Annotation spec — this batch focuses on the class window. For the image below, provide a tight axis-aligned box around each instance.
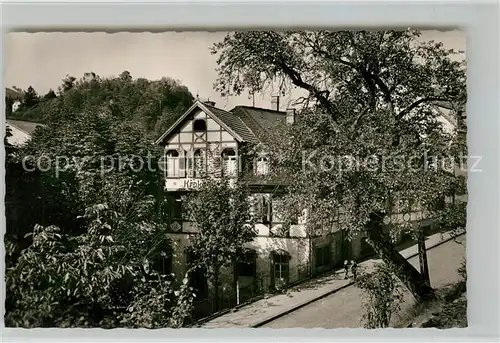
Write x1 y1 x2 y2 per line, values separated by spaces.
256 194 272 224
271 198 284 223
166 149 186 177
153 252 172 275
171 195 183 220
222 148 238 176
272 252 290 286
193 149 206 177
255 156 270 176
254 194 295 229
236 251 256 277
193 119 207 132
314 246 331 268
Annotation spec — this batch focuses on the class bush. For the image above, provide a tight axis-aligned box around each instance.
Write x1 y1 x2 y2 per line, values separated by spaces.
356 263 405 328
458 257 466 281
5 205 195 328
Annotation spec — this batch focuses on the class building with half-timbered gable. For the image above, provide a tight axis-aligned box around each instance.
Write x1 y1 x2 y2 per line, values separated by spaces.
154 96 465 317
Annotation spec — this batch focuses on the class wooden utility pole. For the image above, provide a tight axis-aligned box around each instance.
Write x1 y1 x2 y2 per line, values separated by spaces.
418 230 431 286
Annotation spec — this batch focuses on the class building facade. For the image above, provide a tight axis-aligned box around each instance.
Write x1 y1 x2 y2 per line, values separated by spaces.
154 97 465 317
155 99 363 316
5 87 23 117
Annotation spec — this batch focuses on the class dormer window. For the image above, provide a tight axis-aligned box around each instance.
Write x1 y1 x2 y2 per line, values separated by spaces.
193 119 207 132
255 156 270 176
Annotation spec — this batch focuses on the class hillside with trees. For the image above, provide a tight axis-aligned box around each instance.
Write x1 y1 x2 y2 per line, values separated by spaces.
7 71 195 139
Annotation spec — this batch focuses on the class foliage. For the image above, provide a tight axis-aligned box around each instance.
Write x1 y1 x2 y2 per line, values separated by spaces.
6 124 194 327
5 74 196 326
7 106 164 239
5 204 193 328
213 29 466 236
43 89 57 100
457 257 466 282
126 272 195 328
211 30 467 300
5 125 16 159
21 86 40 108
356 263 405 328
183 177 257 309
8 72 194 138
59 74 77 93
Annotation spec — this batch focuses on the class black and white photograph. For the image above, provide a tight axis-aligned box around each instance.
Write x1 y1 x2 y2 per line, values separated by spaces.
4 29 467 330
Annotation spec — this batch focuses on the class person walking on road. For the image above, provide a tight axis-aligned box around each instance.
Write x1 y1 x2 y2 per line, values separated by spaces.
351 260 358 282
343 260 350 279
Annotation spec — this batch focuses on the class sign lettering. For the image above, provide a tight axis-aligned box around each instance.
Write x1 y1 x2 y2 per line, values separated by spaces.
183 179 205 189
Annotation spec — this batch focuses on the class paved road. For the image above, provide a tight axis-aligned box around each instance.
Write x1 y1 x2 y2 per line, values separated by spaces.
262 235 466 328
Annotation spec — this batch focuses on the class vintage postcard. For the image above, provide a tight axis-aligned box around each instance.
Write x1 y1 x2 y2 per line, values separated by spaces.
4 30 467 329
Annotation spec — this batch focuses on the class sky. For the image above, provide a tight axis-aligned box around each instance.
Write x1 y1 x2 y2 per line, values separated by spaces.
4 30 465 111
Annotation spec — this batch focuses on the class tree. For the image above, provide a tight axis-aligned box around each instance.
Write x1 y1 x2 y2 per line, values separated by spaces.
59 74 77 93
5 207 194 328
22 86 39 108
119 70 132 82
152 106 185 139
5 125 16 159
211 30 466 302
356 263 405 328
5 103 195 328
43 89 57 100
11 73 194 133
183 178 257 312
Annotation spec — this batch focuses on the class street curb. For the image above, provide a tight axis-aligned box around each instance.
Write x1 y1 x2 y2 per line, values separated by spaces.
250 232 465 328
251 280 354 328
193 294 266 327
404 232 464 261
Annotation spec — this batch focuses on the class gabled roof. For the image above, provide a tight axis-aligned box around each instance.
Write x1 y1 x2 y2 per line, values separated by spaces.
204 103 258 143
155 101 246 144
155 100 287 145
431 100 467 129
230 106 286 142
6 119 45 135
5 88 23 100
433 100 465 112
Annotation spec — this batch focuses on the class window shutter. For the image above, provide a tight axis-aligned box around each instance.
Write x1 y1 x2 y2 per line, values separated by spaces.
267 196 272 223
166 157 174 177
223 158 231 176
249 195 256 217
231 158 237 176
261 195 271 224
263 196 269 223
254 195 263 223
179 153 186 178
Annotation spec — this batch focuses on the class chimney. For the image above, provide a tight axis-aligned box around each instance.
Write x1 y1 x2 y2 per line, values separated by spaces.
286 108 295 125
271 96 280 111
